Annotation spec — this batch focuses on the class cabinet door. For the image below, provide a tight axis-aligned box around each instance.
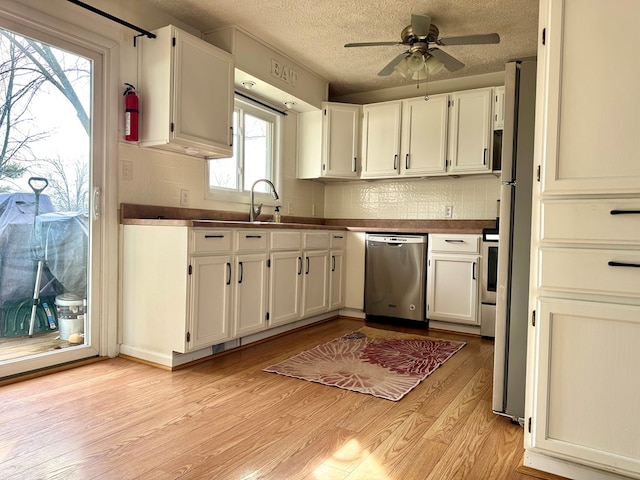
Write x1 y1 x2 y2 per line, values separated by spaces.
329 250 345 310
269 251 302 327
361 101 402 178
493 86 505 130
233 253 268 337
539 0 640 195
323 103 360 178
448 88 492 174
173 28 233 154
189 255 232 350
427 253 479 324
531 298 640 475
401 95 448 176
302 250 329 317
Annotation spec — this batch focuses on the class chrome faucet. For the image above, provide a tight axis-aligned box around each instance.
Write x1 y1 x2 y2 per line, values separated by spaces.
249 179 279 222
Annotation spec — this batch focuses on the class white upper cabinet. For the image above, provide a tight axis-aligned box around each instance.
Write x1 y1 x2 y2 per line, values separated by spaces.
448 87 493 174
361 101 403 178
400 94 449 176
298 102 361 179
539 0 640 195
140 25 234 159
493 86 505 130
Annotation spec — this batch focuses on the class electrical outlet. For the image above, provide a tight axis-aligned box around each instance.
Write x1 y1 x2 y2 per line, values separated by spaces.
444 205 453 218
121 160 133 181
180 189 190 206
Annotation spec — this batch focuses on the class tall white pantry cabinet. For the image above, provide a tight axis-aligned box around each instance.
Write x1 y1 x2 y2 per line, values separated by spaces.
525 1 640 479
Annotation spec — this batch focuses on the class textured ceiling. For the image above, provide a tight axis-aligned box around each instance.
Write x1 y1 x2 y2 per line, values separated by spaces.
138 0 539 98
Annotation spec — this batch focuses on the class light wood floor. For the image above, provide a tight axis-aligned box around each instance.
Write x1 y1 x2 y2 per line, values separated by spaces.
0 318 540 479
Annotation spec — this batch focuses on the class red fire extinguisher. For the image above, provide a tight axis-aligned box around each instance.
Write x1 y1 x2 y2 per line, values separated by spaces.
124 83 139 142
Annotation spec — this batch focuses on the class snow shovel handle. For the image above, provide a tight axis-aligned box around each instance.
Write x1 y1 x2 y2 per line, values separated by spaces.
28 177 49 195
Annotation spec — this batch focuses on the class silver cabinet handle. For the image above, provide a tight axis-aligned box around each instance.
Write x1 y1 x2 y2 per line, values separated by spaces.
332 255 336 272
472 261 477 280
483 148 487 166
306 256 310 275
608 261 640 268
245 235 262 239
445 239 464 243
393 154 398 170
226 262 231 285
238 262 243 283
353 157 357 172
297 256 302 275
204 234 224 238
405 153 410 170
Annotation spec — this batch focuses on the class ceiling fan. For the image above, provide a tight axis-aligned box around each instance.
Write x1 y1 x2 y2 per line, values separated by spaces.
345 14 500 80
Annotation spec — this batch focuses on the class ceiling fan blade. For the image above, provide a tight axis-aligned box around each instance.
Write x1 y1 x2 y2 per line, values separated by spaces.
437 33 500 46
411 14 431 37
378 52 409 76
345 41 404 47
429 48 465 72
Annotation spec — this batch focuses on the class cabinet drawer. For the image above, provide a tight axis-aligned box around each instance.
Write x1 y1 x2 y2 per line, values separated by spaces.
304 231 330 249
429 234 480 254
538 247 640 298
270 231 301 250
541 198 640 246
192 229 232 253
330 232 346 249
235 230 268 251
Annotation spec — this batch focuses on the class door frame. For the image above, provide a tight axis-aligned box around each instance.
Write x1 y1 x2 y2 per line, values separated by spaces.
0 1 119 377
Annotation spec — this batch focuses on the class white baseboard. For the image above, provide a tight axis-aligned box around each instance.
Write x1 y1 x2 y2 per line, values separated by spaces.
524 450 635 480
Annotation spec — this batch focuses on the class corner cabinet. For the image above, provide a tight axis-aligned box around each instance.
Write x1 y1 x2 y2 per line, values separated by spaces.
448 88 493 174
525 1 640 479
139 25 234 159
297 102 361 179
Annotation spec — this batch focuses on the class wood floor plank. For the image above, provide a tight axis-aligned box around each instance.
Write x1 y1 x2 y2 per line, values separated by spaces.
0 318 554 480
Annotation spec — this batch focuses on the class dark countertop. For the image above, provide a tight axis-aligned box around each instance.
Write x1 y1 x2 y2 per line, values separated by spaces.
120 203 496 234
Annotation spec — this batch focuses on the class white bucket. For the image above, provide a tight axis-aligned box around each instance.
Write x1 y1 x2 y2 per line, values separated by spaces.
55 293 85 341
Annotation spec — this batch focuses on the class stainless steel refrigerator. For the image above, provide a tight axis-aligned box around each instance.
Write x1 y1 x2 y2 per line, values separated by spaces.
492 59 537 423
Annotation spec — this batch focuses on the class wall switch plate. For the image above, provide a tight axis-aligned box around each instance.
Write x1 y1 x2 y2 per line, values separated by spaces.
180 189 190 206
121 160 133 181
444 205 453 218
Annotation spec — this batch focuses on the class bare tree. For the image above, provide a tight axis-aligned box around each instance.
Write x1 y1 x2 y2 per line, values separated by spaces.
0 29 90 205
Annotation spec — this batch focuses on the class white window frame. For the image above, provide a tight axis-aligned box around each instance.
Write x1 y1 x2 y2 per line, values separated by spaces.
206 97 282 206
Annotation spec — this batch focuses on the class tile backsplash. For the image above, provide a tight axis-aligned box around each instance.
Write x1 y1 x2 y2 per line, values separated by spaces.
324 175 500 220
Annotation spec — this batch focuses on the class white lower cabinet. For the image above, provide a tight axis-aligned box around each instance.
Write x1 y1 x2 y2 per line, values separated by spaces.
232 253 268 337
427 253 479 324
302 250 330 317
189 255 233 350
329 250 345 310
427 234 480 325
122 226 344 367
268 250 303 327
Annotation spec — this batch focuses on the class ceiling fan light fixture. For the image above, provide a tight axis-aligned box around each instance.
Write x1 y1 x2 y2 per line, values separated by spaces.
393 57 411 78
425 55 444 75
406 51 425 72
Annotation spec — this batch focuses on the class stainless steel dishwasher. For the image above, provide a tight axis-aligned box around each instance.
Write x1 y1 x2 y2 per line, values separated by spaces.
364 234 428 323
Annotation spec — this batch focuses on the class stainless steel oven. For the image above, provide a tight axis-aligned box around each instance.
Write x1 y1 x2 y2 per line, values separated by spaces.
481 230 499 337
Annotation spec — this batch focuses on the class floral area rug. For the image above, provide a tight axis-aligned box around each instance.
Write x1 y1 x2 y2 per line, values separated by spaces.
263 326 465 401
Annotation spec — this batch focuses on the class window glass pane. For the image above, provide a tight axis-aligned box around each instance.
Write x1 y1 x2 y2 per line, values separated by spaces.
0 27 91 358
243 113 270 192
209 111 238 190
